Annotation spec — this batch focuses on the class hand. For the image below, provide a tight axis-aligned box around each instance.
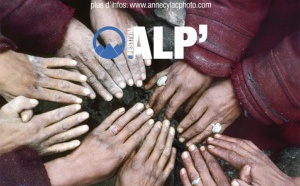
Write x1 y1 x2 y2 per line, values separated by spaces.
45 103 155 186
180 144 229 186
116 120 176 186
178 79 241 144
206 135 297 186
0 50 90 104
145 61 213 118
0 97 89 156
91 0 151 87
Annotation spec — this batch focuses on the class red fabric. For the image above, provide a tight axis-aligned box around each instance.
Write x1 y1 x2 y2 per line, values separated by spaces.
0 146 51 186
0 0 75 55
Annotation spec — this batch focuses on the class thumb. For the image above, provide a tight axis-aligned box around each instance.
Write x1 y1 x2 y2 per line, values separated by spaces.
239 164 252 183
21 110 34 123
231 179 252 186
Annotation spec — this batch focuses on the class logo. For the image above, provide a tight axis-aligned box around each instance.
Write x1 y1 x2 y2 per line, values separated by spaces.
93 26 126 59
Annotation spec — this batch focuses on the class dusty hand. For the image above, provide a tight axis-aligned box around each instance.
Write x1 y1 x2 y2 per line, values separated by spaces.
206 135 297 186
45 103 155 186
145 61 212 118
178 79 241 144
116 120 176 186
91 0 151 87
0 50 90 104
180 144 230 186
0 97 89 156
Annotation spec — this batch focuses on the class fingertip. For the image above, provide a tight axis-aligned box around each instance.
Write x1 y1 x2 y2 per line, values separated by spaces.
181 151 189 159
180 168 186 175
145 59 152 66
119 82 126 89
128 79 134 86
136 80 143 87
75 104 81 110
29 99 39 105
116 92 123 99
231 180 240 186
80 75 87 82
70 60 77 66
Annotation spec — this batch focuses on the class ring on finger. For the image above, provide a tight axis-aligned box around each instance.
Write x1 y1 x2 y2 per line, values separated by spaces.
192 177 201 185
110 125 120 135
211 123 222 134
157 76 168 87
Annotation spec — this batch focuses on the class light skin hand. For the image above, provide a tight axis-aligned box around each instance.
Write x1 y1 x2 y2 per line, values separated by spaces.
45 103 155 186
57 18 125 101
178 79 241 144
90 0 151 87
0 50 89 104
0 97 89 156
116 120 176 186
145 60 213 119
206 135 297 186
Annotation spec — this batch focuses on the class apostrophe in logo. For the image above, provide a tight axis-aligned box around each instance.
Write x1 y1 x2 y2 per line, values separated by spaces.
93 26 126 59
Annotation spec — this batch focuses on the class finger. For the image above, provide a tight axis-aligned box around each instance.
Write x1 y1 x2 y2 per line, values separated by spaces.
165 89 191 119
214 135 260 153
35 104 81 126
144 59 152 67
180 168 193 186
184 91 204 113
127 57 143 87
181 151 202 186
148 86 164 107
95 107 126 132
177 99 207 134
40 57 77 68
33 88 83 104
38 77 90 97
21 110 33 123
118 108 154 141
77 62 113 101
45 112 89 137
138 55 146 81
206 145 247 169
145 71 168 90
44 125 89 146
239 165 251 184
152 84 177 117
149 120 171 162
188 145 215 185
113 54 134 86
158 126 175 168
163 147 176 180
43 69 87 83
187 124 215 145
200 146 230 185
40 140 80 156
179 110 215 143
109 103 145 133
231 179 251 186
134 121 162 161
81 82 96 99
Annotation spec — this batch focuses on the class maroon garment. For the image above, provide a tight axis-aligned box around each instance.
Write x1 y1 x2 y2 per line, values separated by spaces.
0 146 51 186
0 0 74 55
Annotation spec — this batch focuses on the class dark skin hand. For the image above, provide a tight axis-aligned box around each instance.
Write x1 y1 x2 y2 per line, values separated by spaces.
206 134 298 186
145 61 212 119
45 103 155 186
178 79 241 144
180 144 230 186
116 120 176 186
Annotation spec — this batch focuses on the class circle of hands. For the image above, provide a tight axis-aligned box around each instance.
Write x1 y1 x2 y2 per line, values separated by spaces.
0 1 297 186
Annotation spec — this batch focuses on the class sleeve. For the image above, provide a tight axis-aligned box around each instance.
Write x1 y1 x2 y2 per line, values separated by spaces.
231 32 300 125
0 0 75 55
0 146 51 186
184 0 271 77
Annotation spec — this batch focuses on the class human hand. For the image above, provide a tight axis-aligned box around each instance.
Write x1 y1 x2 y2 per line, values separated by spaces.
180 144 230 186
177 79 241 144
145 61 213 118
0 50 90 104
91 0 151 87
45 103 155 186
0 98 89 156
57 18 128 101
116 120 176 186
206 135 297 186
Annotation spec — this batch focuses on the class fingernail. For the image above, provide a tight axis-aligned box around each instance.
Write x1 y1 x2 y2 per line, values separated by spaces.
22 115 28 122
163 120 170 127
128 79 134 86
81 125 89 132
157 122 162 129
83 88 91 95
245 165 251 173
179 138 185 143
70 60 77 65
207 137 214 141
170 127 175 135
119 107 125 113
182 151 189 159
136 103 144 111
231 180 239 186
186 142 192 147
119 82 126 89
177 127 184 133
146 109 154 116
90 93 96 99
141 73 146 80
207 145 215 149
215 134 222 138
116 92 123 99
72 140 81 147
148 119 154 126
106 95 113 101
180 168 186 175
80 75 87 81
200 146 206 151
76 98 83 103
145 103 150 109
145 59 151 66
29 99 39 105
82 112 89 119
189 144 196 151
75 104 81 110
136 80 143 87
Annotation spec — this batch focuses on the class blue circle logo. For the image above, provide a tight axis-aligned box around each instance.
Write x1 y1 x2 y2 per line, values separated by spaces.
93 26 126 59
